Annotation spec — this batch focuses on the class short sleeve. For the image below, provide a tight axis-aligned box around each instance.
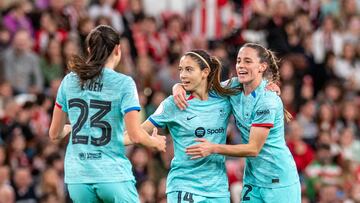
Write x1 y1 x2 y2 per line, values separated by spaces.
221 77 241 88
148 98 173 129
120 77 141 114
55 77 68 112
251 94 278 128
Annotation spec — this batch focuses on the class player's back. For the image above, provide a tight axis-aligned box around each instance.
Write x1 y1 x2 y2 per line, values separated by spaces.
56 68 140 184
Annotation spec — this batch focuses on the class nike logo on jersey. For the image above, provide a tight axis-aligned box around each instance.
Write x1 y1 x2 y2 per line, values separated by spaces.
187 115 197 120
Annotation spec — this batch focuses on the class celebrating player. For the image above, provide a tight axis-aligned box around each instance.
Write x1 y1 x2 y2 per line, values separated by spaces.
49 25 165 203
174 43 300 203
125 50 236 203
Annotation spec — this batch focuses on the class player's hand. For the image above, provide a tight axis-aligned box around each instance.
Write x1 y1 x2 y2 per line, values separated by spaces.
63 124 72 135
186 138 214 159
265 82 281 95
151 128 166 152
59 124 72 139
173 83 188 110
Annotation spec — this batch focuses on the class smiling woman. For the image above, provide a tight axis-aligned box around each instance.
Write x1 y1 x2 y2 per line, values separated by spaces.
172 43 299 203
124 49 236 203
180 43 301 203
179 51 236 97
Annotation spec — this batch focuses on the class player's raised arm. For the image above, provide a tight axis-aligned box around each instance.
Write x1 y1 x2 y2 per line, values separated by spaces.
172 83 188 110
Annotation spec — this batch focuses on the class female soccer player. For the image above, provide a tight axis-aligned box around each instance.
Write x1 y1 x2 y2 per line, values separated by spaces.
49 25 166 203
125 50 236 203
174 43 300 203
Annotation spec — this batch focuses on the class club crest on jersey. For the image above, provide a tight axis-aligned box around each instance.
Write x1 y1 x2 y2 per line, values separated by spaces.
79 153 86 160
219 108 226 117
195 127 205 137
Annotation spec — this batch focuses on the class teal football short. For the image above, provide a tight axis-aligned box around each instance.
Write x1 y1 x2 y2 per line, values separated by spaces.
240 182 301 203
68 181 139 203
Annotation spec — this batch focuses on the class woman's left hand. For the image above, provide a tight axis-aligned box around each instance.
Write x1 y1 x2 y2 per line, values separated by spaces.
265 82 281 95
186 138 215 159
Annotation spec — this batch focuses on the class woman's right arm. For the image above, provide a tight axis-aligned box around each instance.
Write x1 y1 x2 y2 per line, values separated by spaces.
49 106 71 142
124 110 166 152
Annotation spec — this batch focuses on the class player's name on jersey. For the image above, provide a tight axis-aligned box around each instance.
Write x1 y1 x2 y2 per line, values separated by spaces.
83 81 103 92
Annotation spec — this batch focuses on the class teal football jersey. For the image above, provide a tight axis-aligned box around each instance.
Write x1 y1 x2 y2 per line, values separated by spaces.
149 93 231 198
229 79 299 188
56 68 140 184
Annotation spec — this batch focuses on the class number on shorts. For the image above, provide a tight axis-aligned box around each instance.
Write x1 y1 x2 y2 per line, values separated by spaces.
69 98 112 146
177 192 194 203
242 184 252 201
183 192 194 203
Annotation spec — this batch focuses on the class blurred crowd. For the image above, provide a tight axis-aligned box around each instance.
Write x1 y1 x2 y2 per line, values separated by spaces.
0 0 359 202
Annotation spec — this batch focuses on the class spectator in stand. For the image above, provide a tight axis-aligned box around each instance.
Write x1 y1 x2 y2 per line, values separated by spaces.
334 42 360 91
0 25 11 53
38 167 65 202
286 120 314 174
77 17 95 54
142 16 168 65
312 15 343 64
0 166 15 203
305 144 342 202
64 0 88 32
2 29 43 94
34 11 68 54
61 38 80 72
296 99 318 147
39 38 64 87
129 146 152 187
317 102 336 134
47 0 70 31
339 128 360 163
12 167 38 202
89 0 124 33
138 179 156 203
336 100 360 137
2 0 34 38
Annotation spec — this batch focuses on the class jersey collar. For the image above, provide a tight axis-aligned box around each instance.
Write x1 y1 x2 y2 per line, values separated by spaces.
250 80 267 98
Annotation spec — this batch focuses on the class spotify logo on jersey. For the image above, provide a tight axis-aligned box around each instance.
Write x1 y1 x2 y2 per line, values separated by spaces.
195 127 206 137
194 127 225 137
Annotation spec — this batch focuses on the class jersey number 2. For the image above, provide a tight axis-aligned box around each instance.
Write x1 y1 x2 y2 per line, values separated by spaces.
242 184 252 201
69 98 112 146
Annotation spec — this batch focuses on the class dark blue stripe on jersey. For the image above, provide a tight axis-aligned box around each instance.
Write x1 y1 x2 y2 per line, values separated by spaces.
251 91 256 98
148 117 162 128
124 106 141 113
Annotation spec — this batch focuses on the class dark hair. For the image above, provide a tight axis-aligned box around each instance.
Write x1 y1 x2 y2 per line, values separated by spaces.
242 43 281 84
241 43 292 122
184 50 236 96
68 25 120 88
